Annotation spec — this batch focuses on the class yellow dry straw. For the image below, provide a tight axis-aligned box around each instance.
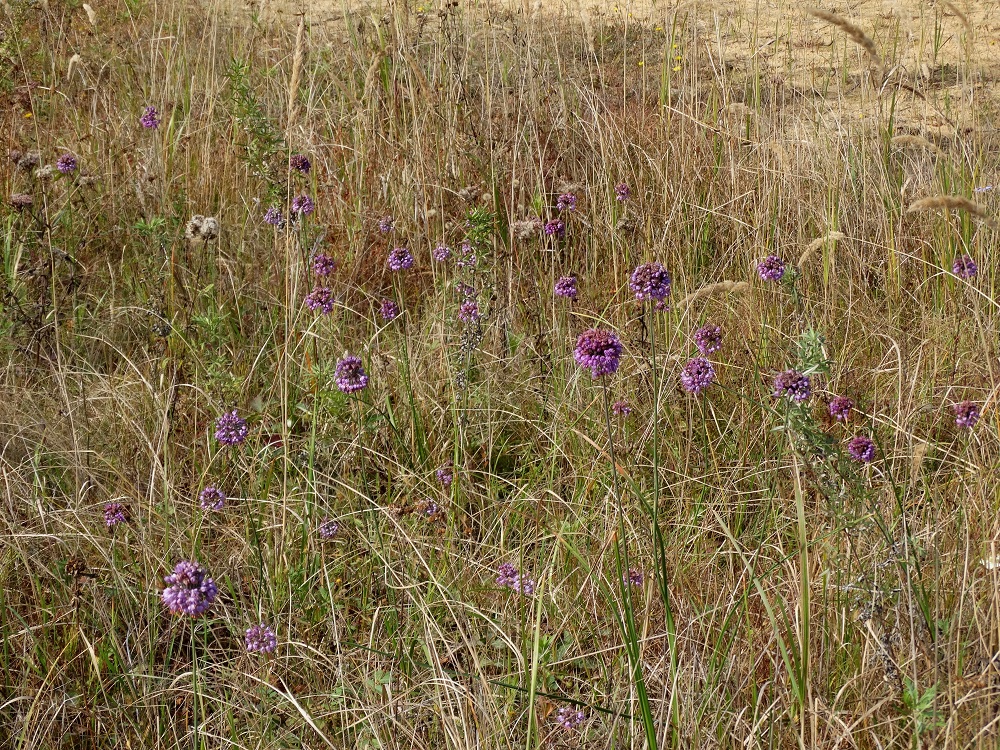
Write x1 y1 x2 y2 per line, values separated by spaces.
891 135 945 158
907 195 998 230
677 280 749 309
806 7 880 65
797 231 845 268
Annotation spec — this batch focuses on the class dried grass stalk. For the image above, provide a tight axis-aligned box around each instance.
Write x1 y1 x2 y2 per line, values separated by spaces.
678 280 749 308
806 7 880 65
891 135 944 157
941 1 972 34
907 195 998 229
798 231 845 267
287 14 306 129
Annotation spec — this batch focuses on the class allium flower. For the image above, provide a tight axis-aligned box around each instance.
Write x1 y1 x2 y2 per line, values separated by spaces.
456 241 476 269
456 282 477 300
574 329 623 378
185 215 219 241
555 707 586 730
387 247 414 271
773 370 811 403
680 357 716 395
10 193 33 210
829 396 854 422
496 563 518 587
556 192 577 212
199 486 225 511
420 500 442 518
263 206 284 227
215 410 249 446
378 215 394 233
554 275 578 300
291 195 315 215
693 324 722 355
612 400 632 416
615 182 631 202
198 217 220 241
289 154 311 174
954 400 981 429
245 624 278 653
335 355 369 393
757 255 786 282
13 151 40 171
629 262 672 301
623 568 643 587
104 502 128 528
459 300 480 322
544 219 566 238
56 153 78 174
953 254 978 279
433 244 451 262
311 252 336 276
161 560 218 617
304 286 336 314
436 463 454 488
380 298 400 321
140 106 161 129
846 435 877 463
318 518 339 539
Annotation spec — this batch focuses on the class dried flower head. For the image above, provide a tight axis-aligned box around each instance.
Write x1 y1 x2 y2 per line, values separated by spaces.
953 254 978 279
263 207 284 227
574 329 624 378
953 400 980 429
693 324 722 355
161 560 218 617
847 435 877 463
380 298 400 321
554 275 578 300
140 106 161 129
680 357 716 395
56 153 78 174
10 193 33 210
304 286 336 314
335 355 369 393
199 486 226 511
289 154 311 174
198 217 220 241
245 624 278 653
829 396 854 422
615 182 631 201
387 247 414 271
511 217 542 240
104 502 128 528
318 518 339 539
291 195 315 215
215 410 249 446
15 151 40 172
185 215 220 241
311 252 336 276
757 255 786 282
433 244 451 262
556 192 577 212
773 370 811 403
629 262 672 301
544 219 566 238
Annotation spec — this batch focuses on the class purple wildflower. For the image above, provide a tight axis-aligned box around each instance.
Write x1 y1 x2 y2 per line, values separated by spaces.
544 219 566 238
380 298 400 321
556 192 577 212
10 193 33 210
245 624 278 654
612 400 632 416
829 396 854 422
456 282 477 299
514 576 536 595
263 206 284 227
554 275 578 300
693 324 722 355
846 435 877 463
421 500 442 518
161 560 218 617
555 707 586 730
318 518 339 539
378 215 394 233
436 463 454 488
623 568 643 587
496 563 519 587
954 400 981 429
615 182 631 202
456 241 476 269
335 355 369 393
140 106 161 129
104 502 128 528
289 154 311 174
629 262 672 302
773 370 811 403
433 244 451 262
311 252 336 276
459 300 480 322
757 255 785 282
304 286 336 314
387 247 414 271
574 329 624 378
215 410 249 446
199 486 226 511
291 195 315 215
953 254 978 280
680 357 716 395
56 153 78 174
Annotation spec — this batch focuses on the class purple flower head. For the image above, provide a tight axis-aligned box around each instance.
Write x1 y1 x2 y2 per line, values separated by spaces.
459 300 480 322
436 463 454 488
215 410 249 446
556 192 577 212
623 568 643 587
554 275 578 300
773 370 811 403
612 400 632 416
680 357 716 395
456 241 476 269
199 486 225 511
291 195 315 215
304 286 336 314
953 254 978 280
544 219 566 238
456 282 477 300
104 502 128 528
629 262 672 301
954 400 981 429
847 435 877 463
263 206 284 227
10 193 33 210
693 324 722 355
433 244 451 262
421 500 441 518
311 252 336 277
514 576 536 595
56 153 78 174
140 106 161 129
757 255 786 282
335 355 369 394
829 396 854 422
161 560 218 617
387 247 414 272
555 707 586 730
380 298 400 321
245 624 278 653
318 518 339 539
574 329 623 378
289 154 311 174
615 182 631 202
378 215 394 234
496 563 519 587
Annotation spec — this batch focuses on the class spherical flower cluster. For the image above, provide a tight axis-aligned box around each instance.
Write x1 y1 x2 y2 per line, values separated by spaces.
304 286 336 314
56 153 78 174
828 395 854 422
311 252 336 276
387 247 414 271
693 324 722 355
380 298 400 321
556 192 577 212
456 242 476 269
459 300 480 322
199 486 225 511
10 193 33 210
433 245 451 262
496 563 534 595
757 255 786 282
436 463 454 488
263 207 284 227
318 518 339 539
291 195 315 215
104 502 128 528
11 151 40 171
953 400 980 429
773 370 811 403
554 275 578 300
612 400 632 416
680 357 716 395
629 262 672 301
555 707 586 730
615 182 630 202
161 560 218 617
953 254 978 280
847 435 877 463
289 154 311 174
140 106 161 129
573 329 623 378
245 624 278 654
335 355 368 393
185 215 220 241
544 219 566 238
623 568 643 587
378 215 394 233
215 410 248 446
